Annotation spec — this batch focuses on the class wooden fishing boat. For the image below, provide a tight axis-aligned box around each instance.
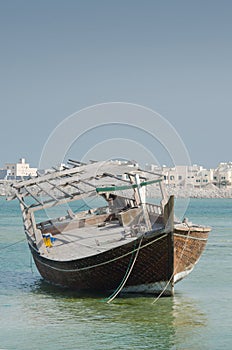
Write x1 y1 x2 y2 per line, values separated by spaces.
8 160 210 299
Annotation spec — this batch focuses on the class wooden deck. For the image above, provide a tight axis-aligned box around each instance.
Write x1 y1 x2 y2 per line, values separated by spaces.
46 222 137 261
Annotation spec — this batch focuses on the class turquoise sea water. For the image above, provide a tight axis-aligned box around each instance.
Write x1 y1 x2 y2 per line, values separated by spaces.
0 197 231 350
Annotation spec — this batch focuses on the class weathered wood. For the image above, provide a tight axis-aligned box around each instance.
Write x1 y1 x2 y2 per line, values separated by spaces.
28 191 95 213
68 159 87 166
34 229 47 254
35 183 59 201
14 192 29 209
102 172 132 183
24 186 44 205
11 161 158 190
117 208 143 227
163 195 174 231
12 165 85 188
40 212 113 235
45 179 74 198
134 174 152 231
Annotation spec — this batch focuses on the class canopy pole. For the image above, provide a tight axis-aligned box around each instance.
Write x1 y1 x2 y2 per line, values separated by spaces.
134 174 152 231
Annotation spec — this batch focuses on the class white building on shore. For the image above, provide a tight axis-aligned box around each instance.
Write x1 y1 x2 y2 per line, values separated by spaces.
3 158 37 178
1 158 232 188
213 162 232 187
146 163 223 188
194 168 214 187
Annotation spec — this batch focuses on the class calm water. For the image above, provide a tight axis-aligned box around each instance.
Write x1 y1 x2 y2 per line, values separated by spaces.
0 197 231 350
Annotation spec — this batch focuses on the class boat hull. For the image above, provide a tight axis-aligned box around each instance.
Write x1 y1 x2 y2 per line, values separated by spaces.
29 226 209 296
173 226 209 283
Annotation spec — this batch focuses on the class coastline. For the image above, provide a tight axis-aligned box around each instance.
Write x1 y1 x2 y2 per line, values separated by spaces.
167 185 232 198
1 180 232 199
149 183 232 199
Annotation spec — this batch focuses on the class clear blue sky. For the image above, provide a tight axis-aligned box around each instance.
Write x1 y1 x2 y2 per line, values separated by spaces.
0 0 231 168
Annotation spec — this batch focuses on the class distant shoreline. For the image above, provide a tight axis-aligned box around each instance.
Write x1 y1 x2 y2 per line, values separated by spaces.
1 180 232 199
150 184 232 199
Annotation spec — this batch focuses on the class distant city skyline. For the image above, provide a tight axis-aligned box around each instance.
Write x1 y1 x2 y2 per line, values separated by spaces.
1 156 232 171
0 1 231 168
1 157 232 192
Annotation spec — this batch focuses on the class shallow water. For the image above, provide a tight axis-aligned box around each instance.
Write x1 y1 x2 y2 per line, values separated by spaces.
0 198 231 349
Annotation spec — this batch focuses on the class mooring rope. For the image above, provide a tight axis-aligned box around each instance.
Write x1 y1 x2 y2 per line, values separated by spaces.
103 236 143 304
0 238 25 252
152 225 192 304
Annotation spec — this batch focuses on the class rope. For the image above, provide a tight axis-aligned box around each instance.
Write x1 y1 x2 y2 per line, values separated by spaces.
0 236 36 272
103 236 143 304
33 233 168 273
0 238 25 252
152 226 191 304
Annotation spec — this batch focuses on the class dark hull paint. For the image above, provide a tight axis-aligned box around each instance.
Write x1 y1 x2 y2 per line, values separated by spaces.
29 227 209 296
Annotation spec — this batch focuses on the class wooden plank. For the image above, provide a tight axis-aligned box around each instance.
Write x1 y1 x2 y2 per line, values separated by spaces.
36 183 59 201
102 172 131 183
12 166 85 189
45 179 74 198
68 159 87 166
79 179 97 188
28 191 96 213
67 181 84 192
24 186 44 205
163 195 174 231
12 161 161 190
14 192 29 209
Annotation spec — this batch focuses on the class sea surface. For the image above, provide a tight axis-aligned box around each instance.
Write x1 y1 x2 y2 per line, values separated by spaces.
0 197 231 350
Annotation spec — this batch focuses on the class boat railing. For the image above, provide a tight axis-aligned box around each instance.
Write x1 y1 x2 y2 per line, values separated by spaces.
36 205 111 230
145 203 162 215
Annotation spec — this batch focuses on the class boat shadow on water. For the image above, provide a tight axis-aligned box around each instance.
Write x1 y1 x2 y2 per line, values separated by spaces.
0 265 208 349
28 279 208 349
32 280 207 331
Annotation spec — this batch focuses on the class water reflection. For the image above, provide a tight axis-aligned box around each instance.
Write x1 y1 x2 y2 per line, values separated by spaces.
0 257 208 350
20 281 208 350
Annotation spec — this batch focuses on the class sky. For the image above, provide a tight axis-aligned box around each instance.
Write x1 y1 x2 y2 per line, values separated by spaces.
0 0 231 169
